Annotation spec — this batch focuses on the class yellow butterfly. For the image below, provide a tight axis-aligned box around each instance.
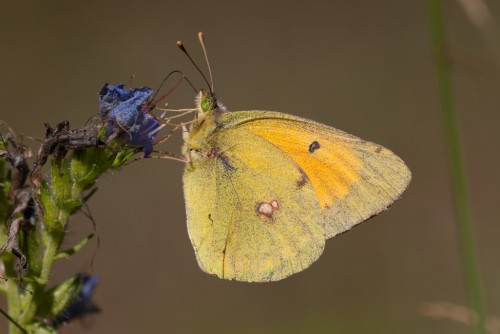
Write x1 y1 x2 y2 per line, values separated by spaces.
180 34 411 282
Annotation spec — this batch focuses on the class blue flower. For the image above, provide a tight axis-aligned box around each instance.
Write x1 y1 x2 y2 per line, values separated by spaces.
99 83 163 157
52 274 100 328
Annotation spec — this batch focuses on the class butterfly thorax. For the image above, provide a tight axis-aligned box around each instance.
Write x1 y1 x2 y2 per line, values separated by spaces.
182 90 228 163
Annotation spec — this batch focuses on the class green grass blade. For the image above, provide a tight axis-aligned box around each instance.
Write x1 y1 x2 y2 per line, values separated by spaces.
426 1 487 333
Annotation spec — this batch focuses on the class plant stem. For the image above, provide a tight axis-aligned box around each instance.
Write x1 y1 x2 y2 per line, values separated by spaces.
0 306 26 334
5 273 22 334
18 229 64 325
426 1 487 333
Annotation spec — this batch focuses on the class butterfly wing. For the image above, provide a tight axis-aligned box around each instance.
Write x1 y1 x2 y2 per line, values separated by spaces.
183 124 326 282
183 110 411 282
220 111 412 239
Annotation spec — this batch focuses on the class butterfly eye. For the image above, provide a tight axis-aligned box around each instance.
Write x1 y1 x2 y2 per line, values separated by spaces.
200 95 213 113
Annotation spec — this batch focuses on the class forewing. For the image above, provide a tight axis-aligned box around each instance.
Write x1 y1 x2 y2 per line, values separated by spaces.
222 111 411 239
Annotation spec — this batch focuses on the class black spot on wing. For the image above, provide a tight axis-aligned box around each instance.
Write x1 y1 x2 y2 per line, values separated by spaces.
308 141 320 153
296 167 310 188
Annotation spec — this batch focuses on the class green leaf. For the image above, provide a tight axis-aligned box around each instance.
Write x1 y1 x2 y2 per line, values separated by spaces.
54 234 94 260
36 274 83 318
23 228 43 278
39 182 57 229
70 149 104 194
25 323 56 334
50 159 72 206
0 155 11 236
112 149 137 168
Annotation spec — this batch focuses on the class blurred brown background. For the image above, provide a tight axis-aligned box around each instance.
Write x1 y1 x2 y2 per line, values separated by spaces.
1 1 500 333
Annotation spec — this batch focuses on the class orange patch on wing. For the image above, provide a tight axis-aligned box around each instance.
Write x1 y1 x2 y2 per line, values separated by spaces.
246 121 362 208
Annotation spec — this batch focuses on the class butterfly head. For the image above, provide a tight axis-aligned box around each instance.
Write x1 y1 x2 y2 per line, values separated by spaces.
195 90 227 119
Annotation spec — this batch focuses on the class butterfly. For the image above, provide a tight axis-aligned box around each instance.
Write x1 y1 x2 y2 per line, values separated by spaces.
180 34 411 282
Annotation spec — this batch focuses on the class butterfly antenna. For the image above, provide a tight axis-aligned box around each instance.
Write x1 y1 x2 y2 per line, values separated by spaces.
198 32 214 92
142 70 198 112
176 39 213 93
128 74 135 88
183 75 198 93
152 70 197 101
145 71 191 111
